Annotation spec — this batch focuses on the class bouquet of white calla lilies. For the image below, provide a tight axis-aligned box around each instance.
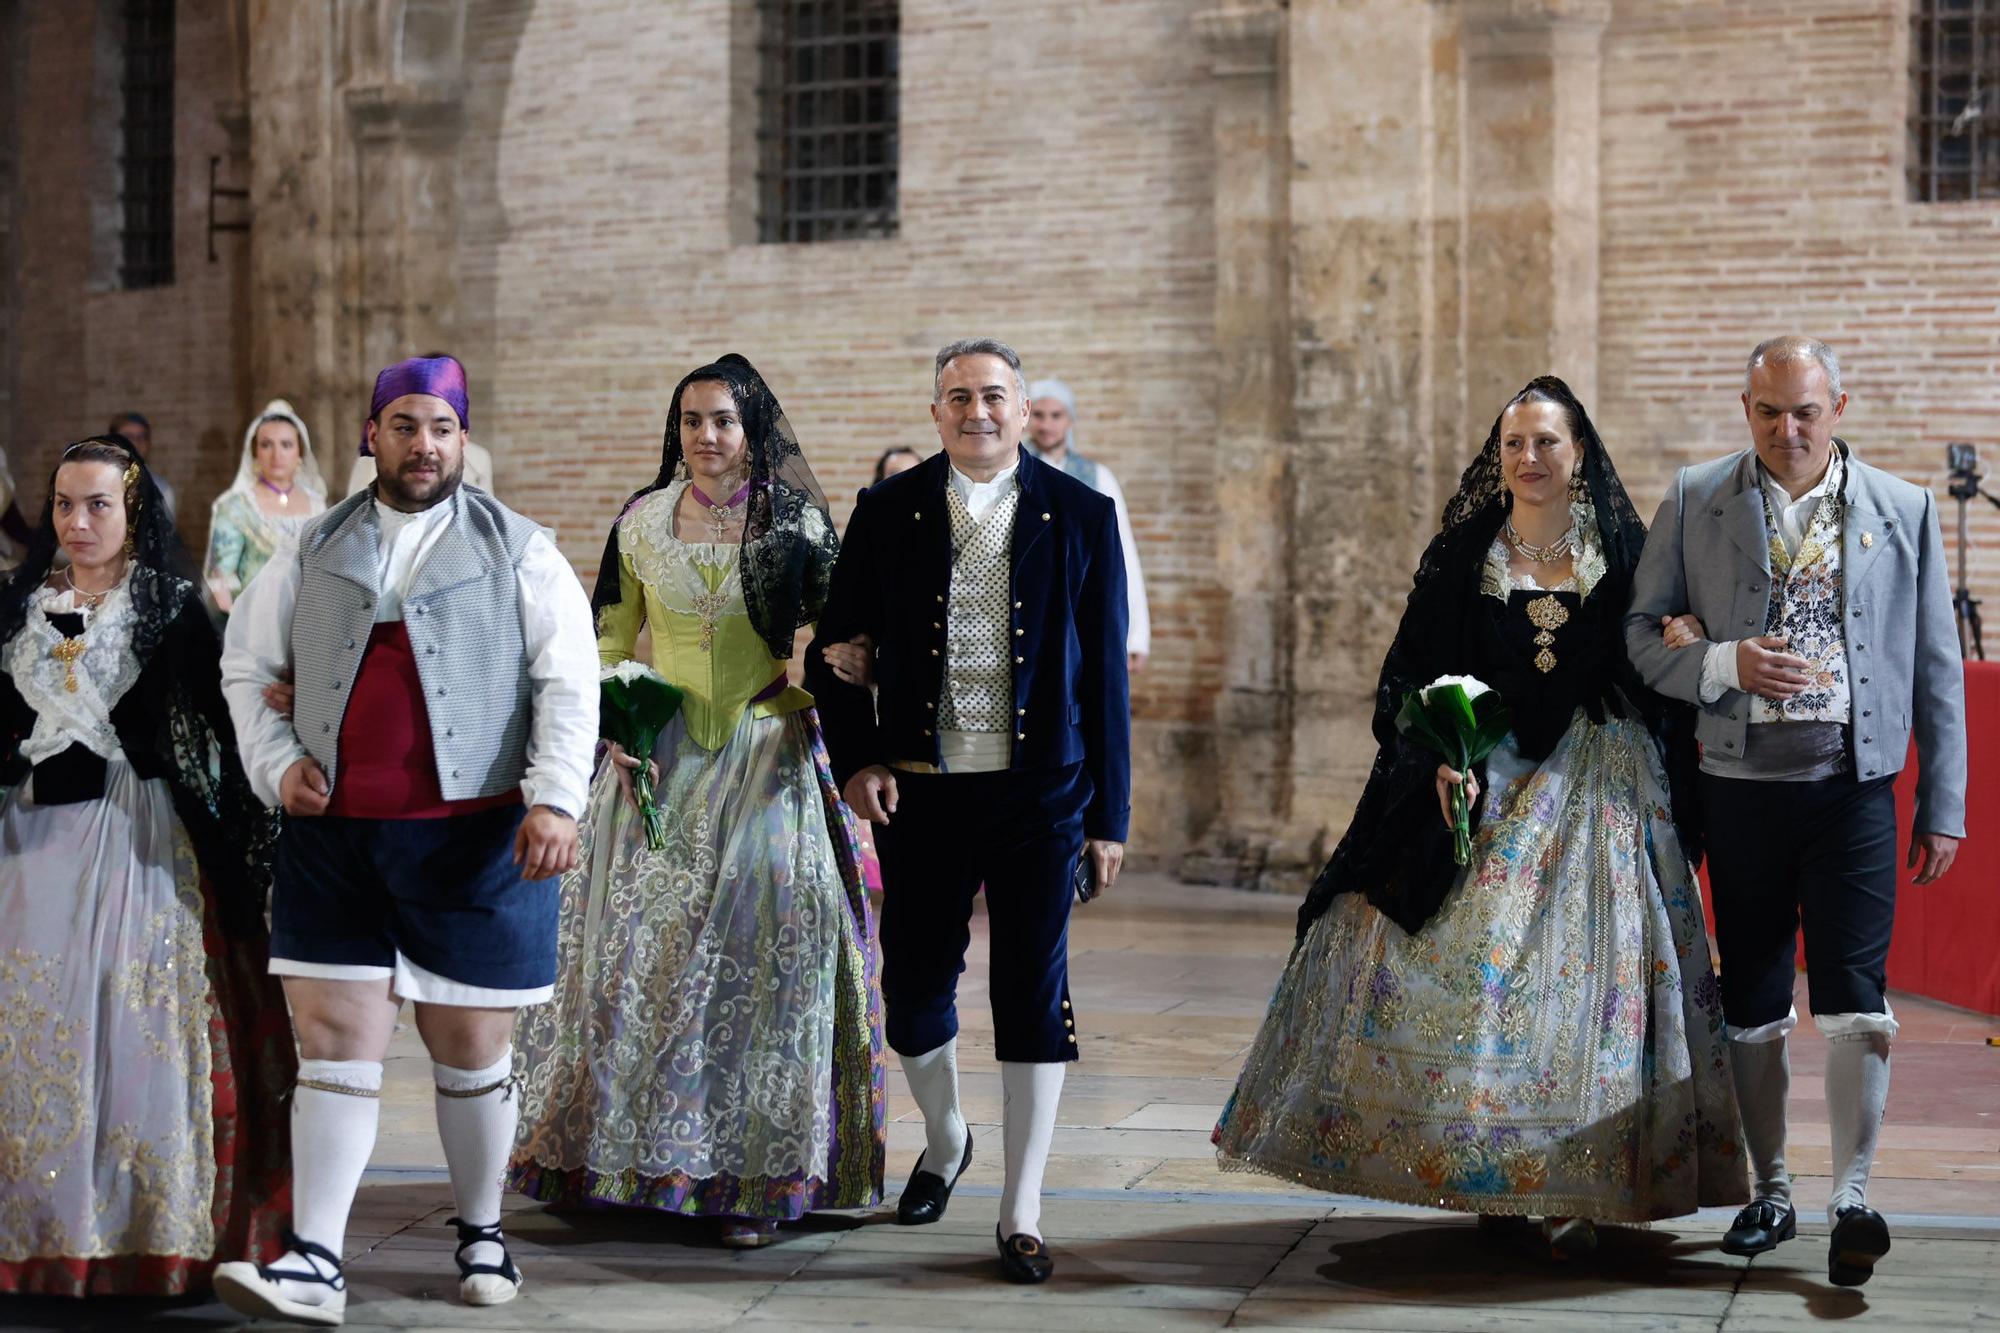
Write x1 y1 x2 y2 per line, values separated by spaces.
1396 674 1512 865
599 661 685 851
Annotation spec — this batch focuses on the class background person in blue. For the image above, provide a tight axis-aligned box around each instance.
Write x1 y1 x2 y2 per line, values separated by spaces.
806 337 1130 1286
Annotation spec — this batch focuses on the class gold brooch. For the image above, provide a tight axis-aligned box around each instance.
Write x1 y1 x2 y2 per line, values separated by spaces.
1861 531 1873 549
1526 594 1570 674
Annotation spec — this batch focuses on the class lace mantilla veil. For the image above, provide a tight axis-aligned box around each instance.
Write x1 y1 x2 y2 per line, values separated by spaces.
593 354 838 660
1293 376 1691 938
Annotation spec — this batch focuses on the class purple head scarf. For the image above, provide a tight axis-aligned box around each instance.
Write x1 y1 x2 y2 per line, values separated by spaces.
361 355 470 456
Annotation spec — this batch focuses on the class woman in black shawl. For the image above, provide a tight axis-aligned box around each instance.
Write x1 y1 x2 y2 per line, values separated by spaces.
1214 379 1746 1254
0 438 293 1297
510 356 885 1247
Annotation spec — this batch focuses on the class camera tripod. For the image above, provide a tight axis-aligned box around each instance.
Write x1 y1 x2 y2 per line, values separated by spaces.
1949 464 2000 660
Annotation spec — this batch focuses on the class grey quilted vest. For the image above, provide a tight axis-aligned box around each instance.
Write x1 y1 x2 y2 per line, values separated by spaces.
290 487 542 801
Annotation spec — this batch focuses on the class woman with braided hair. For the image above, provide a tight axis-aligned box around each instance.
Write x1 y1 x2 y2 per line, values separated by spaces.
1214 378 1746 1255
510 354 886 1248
0 437 293 1298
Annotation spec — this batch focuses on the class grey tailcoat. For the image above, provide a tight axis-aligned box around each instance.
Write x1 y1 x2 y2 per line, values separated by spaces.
1623 442 1967 839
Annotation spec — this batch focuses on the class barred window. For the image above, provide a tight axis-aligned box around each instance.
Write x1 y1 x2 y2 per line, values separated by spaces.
757 0 899 244
1910 0 2000 202
119 0 174 287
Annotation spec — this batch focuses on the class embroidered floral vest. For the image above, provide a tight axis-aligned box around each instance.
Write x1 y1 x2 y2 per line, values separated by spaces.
938 481 1018 734
1754 473 1851 725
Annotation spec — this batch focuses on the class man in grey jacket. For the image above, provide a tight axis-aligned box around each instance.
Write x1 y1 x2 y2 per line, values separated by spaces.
215 356 598 1325
1626 336 1966 1288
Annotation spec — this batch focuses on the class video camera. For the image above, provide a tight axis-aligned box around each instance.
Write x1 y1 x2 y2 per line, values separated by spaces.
1948 442 1983 501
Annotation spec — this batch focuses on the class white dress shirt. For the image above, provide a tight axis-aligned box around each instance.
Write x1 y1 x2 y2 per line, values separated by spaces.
1035 446 1152 658
948 457 1019 523
221 492 599 817
1697 455 1843 703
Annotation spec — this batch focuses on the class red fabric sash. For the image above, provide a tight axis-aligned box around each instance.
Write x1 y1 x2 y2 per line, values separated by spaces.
326 622 522 820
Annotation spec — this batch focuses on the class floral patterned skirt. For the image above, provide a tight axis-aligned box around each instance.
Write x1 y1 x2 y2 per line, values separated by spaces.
510 707 886 1220
1215 713 1748 1222
0 763 291 1295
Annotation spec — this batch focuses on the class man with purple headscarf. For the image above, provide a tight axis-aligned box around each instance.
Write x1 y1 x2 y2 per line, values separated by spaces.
215 354 598 1325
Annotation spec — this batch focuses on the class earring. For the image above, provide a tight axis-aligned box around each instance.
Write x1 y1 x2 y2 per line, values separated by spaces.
1568 468 1585 499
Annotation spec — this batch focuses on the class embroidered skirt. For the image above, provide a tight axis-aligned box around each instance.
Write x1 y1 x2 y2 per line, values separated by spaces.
1215 713 1749 1222
510 707 886 1220
0 761 291 1295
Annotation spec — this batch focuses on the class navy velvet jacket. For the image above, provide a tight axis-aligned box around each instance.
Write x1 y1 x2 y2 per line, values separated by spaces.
805 447 1132 843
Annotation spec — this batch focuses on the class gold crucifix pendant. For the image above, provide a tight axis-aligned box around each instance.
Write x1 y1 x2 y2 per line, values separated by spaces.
51 636 87 692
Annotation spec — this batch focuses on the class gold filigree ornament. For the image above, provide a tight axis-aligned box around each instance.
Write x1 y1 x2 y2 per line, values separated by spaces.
691 588 729 653
1525 594 1570 674
51 635 87 692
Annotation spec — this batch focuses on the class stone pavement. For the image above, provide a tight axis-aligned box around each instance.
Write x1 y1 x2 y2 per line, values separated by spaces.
10 877 1999 1330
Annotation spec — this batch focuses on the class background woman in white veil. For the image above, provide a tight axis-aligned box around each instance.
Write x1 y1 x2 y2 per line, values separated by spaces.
203 399 326 615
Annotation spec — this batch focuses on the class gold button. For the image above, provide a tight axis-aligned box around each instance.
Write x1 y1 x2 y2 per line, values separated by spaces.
926 702 935 711
1014 601 1022 609
1061 1000 1071 1010
1067 1034 1077 1044
1064 1019 1073 1029
1015 628 1025 637
936 595 945 604
923 728 933 736
931 649 940 657
914 511 922 519
933 622 942 629
1014 656 1024 665
1017 708 1026 717
1042 512 1051 521
1016 732 1025 740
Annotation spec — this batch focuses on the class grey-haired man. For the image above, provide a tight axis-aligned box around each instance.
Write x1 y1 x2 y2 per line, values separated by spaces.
1626 335 1966 1287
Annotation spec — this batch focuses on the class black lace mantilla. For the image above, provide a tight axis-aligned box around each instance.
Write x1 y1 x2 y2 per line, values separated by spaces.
1295 376 1700 939
593 354 838 659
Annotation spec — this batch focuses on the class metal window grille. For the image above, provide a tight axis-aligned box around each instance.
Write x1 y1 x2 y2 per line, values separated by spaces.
1910 0 2000 202
119 0 174 287
757 0 899 243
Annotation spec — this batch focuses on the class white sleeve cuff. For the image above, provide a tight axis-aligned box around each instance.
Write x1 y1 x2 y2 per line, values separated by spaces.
1698 640 1740 705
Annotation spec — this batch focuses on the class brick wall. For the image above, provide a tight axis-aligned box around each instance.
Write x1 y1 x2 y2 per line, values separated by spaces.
1599 0 2000 626
6 0 246 558
459 0 1221 860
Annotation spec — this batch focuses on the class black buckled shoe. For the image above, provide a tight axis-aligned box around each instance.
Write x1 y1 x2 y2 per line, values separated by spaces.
1721 1198 1797 1256
997 1227 1054 1284
896 1134 972 1225
448 1216 523 1307
1828 1204 1891 1287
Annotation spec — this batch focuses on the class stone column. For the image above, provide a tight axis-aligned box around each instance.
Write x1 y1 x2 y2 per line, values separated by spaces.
1272 0 1453 885
1458 0 1609 412
1182 3 1295 885
247 0 467 467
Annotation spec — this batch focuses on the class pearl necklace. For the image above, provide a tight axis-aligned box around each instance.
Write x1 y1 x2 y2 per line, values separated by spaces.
1505 515 1576 563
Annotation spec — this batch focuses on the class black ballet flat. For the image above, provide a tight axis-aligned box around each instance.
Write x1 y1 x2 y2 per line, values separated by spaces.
895 1134 973 1225
997 1227 1054 1284
1721 1198 1796 1256
1828 1205 1891 1287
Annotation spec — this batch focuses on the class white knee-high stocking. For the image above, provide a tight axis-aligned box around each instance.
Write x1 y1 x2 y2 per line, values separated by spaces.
434 1049 519 1287
1728 1036 1792 1207
998 1061 1065 1241
1825 1032 1891 1221
279 1058 383 1304
899 1038 968 1176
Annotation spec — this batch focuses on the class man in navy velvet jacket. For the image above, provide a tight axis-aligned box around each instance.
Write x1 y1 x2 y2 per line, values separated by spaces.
806 338 1130 1285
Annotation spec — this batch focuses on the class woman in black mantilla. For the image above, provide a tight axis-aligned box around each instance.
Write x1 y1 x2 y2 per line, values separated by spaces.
511 355 885 1247
1214 379 1746 1254
0 438 293 1297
